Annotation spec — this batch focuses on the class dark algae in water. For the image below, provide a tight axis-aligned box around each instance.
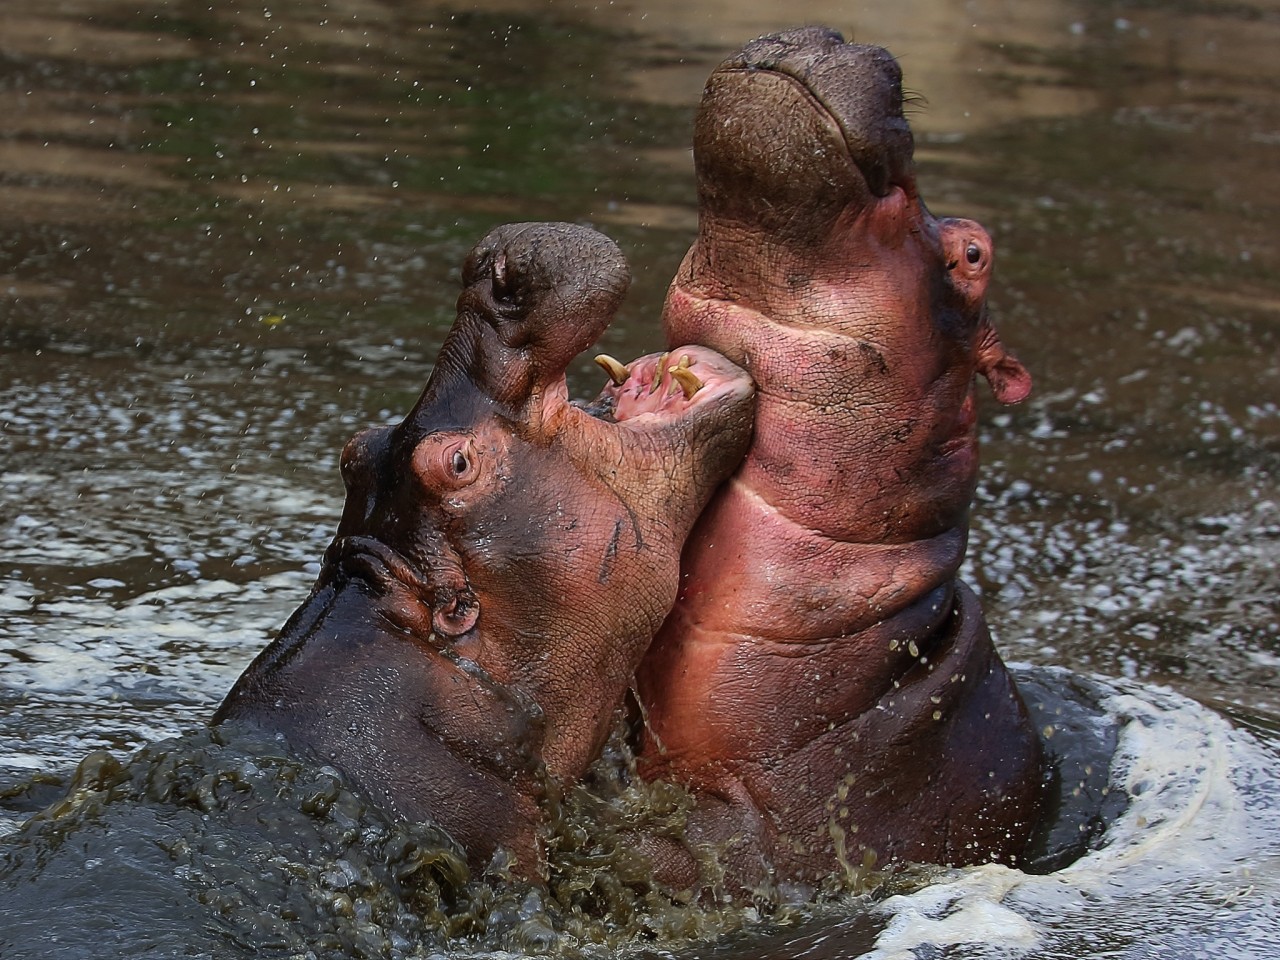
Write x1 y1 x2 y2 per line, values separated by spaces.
0 678 1129 959
0 727 470 958
0 723 884 959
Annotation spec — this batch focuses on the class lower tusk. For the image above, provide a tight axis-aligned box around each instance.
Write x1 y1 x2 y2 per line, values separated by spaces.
594 354 629 385
650 352 670 392
670 366 703 399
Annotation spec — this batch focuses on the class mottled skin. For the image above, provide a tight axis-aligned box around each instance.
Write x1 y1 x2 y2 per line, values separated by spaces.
634 29 1044 890
216 223 755 873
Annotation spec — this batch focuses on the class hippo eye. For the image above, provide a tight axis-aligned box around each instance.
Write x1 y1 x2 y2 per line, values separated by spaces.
966 242 982 265
412 434 482 494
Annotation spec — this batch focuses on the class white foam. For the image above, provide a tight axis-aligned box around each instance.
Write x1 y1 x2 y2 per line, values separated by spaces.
863 679 1280 957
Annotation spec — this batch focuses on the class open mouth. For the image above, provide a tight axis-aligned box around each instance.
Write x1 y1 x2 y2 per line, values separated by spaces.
586 344 752 423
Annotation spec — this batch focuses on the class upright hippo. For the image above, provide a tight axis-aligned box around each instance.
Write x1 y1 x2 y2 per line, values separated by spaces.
216 223 755 873
634 28 1043 890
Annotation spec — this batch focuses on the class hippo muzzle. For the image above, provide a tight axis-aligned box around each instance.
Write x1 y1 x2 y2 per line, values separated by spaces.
690 26 913 245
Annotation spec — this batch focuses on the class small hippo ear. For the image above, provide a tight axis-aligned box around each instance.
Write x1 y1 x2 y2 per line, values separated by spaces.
976 320 1032 405
433 587 479 638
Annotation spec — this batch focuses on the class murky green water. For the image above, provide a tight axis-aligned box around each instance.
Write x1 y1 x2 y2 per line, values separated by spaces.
2 0 1278 956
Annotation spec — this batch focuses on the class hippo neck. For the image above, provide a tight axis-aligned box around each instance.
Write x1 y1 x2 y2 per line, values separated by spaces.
639 574 981 788
648 581 1042 886
663 279 981 547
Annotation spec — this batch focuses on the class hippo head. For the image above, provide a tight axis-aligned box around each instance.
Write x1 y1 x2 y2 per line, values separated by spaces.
215 223 755 871
670 26 1032 544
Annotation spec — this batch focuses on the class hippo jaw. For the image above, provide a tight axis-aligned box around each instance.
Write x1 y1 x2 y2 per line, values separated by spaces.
727 27 914 199
671 28 1032 547
688 28 1033 408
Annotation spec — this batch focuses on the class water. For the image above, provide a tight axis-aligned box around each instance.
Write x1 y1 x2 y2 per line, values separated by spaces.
1 0 1278 955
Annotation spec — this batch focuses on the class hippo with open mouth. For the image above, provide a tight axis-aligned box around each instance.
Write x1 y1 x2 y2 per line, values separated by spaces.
633 27 1044 890
215 222 755 874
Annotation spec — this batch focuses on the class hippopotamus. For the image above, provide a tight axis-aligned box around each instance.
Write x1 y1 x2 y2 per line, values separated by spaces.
214 222 755 874
632 27 1044 890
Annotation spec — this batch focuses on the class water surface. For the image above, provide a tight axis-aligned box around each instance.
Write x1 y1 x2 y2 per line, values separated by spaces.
1 0 1277 956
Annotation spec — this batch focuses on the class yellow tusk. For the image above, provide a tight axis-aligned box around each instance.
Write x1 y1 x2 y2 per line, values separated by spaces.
669 366 704 400
594 354 629 386
650 352 670 392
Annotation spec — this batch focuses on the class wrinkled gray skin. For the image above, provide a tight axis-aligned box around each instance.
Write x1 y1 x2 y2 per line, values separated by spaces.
216 222 755 874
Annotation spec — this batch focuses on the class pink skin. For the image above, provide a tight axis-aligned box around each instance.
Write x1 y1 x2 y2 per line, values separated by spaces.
634 28 1042 890
428 342 754 782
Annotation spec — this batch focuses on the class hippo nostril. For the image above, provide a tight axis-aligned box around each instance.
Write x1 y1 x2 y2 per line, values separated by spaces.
491 252 516 304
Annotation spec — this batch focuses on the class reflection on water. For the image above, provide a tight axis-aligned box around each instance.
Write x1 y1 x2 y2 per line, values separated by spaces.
1 0 1278 956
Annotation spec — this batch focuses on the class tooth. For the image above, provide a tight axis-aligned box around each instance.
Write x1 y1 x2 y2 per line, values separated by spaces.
594 354 629 385
670 367 703 399
675 354 693 370
650 352 670 392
